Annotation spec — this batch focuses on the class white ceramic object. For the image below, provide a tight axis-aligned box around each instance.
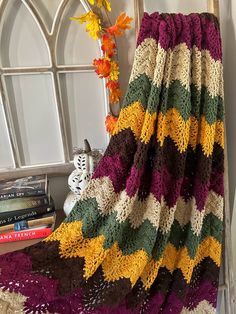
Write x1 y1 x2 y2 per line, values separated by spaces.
63 191 79 217
63 140 102 216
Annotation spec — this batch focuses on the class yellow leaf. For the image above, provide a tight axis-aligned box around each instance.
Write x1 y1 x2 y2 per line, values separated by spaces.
91 0 111 11
109 61 119 81
96 0 102 8
88 0 95 4
71 12 101 40
102 0 111 11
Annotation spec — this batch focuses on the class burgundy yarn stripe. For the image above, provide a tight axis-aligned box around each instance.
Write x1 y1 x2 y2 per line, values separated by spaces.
94 155 224 209
105 129 224 182
137 12 222 61
0 247 219 314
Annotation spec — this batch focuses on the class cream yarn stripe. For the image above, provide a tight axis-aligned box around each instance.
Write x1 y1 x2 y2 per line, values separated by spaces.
0 288 27 314
181 300 216 314
80 176 223 236
130 38 224 99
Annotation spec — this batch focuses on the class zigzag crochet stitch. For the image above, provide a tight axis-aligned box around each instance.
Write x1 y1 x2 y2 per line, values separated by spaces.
0 11 224 314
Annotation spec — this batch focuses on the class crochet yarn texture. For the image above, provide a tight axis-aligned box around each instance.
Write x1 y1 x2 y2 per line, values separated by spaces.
0 12 224 314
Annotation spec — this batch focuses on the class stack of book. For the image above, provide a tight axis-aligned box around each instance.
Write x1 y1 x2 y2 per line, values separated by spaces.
0 175 56 243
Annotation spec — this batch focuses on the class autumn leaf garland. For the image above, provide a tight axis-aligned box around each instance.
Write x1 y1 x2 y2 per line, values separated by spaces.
107 12 133 37
71 1 132 134
88 0 111 12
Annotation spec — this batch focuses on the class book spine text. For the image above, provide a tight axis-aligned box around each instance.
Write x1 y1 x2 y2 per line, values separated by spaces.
0 227 52 243
0 206 54 227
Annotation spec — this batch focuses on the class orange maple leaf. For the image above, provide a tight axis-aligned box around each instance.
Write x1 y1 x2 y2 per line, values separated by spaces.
107 13 133 37
106 81 121 104
105 114 118 135
93 58 111 78
101 35 116 58
109 88 122 104
106 80 119 91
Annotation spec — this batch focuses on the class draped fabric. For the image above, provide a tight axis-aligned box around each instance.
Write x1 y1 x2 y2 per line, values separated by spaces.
0 12 224 314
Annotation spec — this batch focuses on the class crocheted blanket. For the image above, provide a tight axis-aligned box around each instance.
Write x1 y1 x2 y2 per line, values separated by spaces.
0 12 224 314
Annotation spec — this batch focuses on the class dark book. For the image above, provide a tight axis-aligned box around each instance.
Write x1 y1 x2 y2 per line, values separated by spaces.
0 205 55 227
0 212 56 233
0 195 49 213
0 175 48 200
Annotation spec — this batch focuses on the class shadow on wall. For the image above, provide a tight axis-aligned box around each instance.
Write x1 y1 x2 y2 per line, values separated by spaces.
49 176 70 210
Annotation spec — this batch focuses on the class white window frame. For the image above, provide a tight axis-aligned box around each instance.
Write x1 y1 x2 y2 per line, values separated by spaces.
0 0 113 180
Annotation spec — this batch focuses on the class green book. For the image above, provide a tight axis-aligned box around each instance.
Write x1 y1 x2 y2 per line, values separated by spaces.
0 195 49 213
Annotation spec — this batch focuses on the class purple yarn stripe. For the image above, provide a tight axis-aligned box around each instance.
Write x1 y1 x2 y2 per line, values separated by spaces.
145 280 217 313
137 12 222 61
184 280 218 310
93 154 224 210
160 283 216 313
0 251 217 313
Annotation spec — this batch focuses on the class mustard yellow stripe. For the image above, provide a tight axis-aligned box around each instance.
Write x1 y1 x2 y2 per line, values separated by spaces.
45 221 107 279
113 102 156 144
113 102 224 156
102 243 148 286
45 221 149 284
157 108 224 156
141 236 221 289
45 222 221 289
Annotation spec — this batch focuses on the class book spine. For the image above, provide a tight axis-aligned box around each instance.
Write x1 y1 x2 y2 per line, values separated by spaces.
0 206 54 227
0 215 55 233
0 196 49 213
0 189 46 201
0 227 52 243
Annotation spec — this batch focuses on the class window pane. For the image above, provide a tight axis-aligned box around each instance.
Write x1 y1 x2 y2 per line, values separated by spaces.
0 104 14 169
0 0 50 67
31 0 61 33
5 74 64 166
59 72 109 156
57 0 101 65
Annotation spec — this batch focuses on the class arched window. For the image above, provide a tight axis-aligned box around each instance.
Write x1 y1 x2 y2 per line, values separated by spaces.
0 0 110 179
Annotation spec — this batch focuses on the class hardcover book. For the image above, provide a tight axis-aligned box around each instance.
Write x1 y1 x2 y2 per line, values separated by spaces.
0 195 49 213
0 175 48 200
0 227 53 243
0 205 54 227
0 213 56 233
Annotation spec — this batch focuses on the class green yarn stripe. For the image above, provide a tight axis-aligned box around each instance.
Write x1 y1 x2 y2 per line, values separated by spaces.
66 198 223 260
122 73 224 124
153 214 223 260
